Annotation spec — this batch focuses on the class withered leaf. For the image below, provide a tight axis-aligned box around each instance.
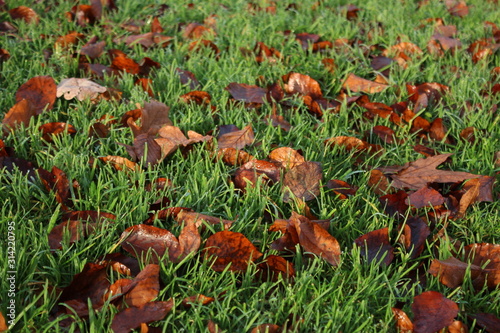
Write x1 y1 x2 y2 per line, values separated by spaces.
216 148 254 166
471 313 500 333
268 147 305 169
401 217 430 259
37 166 71 209
2 99 36 134
99 156 138 171
59 262 110 307
217 125 254 150
428 256 482 289
16 76 56 114
175 210 233 230
9 6 39 24
203 230 263 272
342 73 388 94
326 179 358 199
226 82 268 103
354 228 394 266
56 78 107 102
176 68 200 90
464 243 500 289
40 122 77 142
48 221 96 250
411 291 459 333
407 186 444 208
283 162 322 202
391 307 413 333
120 134 162 165
127 101 172 137
120 224 179 264
181 294 215 308
111 300 174 333
257 255 295 282
284 72 322 99
124 264 160 307
390 153 479 190
250 324 282 333
290 212 341 266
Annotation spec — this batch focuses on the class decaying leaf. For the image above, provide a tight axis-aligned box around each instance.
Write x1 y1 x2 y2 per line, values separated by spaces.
343 73 388 94
56 78 107 101
411 291 459 333
283 161 322 202
354 228 394 266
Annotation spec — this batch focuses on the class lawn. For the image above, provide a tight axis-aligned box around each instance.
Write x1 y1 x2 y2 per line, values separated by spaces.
1 0 499 332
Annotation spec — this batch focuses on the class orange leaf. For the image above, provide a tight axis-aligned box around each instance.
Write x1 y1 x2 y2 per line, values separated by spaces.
16 76 56 115
342 73 388 94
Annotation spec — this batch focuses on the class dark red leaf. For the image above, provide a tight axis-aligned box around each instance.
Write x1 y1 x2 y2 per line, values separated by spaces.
111 300 174 333
203 230 263 272
226 82 268 103
354 228 394 266
15 76 56 115
411 291 459 333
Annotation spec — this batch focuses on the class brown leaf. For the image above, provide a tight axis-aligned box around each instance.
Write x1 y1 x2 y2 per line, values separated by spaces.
226 82 267 103
9 6 39 24
217 125 254 150
80 40 106 60
390 154 479 190
16 76 56 114
263 114 291 131
111 300 174 333
55 32 85 49
180 91 211 106
445 0 469 17
391 308 413 333
37 166 71 209
429 118 452 143
2 99 36 134
471 313 500 333
120 134 162 165
56 78 107 102
283 162 322 202
370 125 397 144
111 55 140 74
181 294 215 308
269 147 305 169
127 101 172 137
407 186 444 208
176 68 200 90
216 148 254 166
284 72 323 99
203 230 263 272
175 210 233 230
233 159 281 190
99 156 138 171
354 228 394 266
257 255 295 282
290 213 341 266
326 179 358 199
120 224 180 264
411 291 459 333
48 221 96 250
39 122 77 142
58 262 110 308
124 264 160 307
401 217 430 259
428 256 482 289
368 169 391 195
464 243 500 289
342 73 388 94
250 324 282 333
379 190 409 217
0 311 7 332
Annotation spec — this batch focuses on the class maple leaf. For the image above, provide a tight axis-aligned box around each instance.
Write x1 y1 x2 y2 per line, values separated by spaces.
390 153 479 190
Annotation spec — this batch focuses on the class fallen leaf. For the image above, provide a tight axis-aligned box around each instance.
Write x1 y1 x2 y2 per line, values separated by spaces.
217 125 254 150
9 6 39 24
407 186 444 208
411 291 459 333
124 264 160 307
283 161 322 202
216 148 254 166
343 73 388 94
471 313 500 333
226 82 268 103
176 68 200 90
2 99 36 134
269 147 305 169
390 154 479 190
111 300 174 333
391 307 413 333
181 294 215 308
401 217 430 259
127 101 172 137
354 228 394 266
99 156 138 171
250 324 281 333
290 212 341 266
284 72 322 99
16 76 57 114
326 179 358 199
203 230 263 272
56 78 107 101
257 255 295 282
428 256 482 289
48 221 96 250
39 122 77 142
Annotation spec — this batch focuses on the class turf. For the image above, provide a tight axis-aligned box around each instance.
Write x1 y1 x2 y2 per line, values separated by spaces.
0 0 499 332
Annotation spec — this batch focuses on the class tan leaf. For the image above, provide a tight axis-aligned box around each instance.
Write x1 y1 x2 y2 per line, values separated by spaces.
56 78 107 101
342 73 388 94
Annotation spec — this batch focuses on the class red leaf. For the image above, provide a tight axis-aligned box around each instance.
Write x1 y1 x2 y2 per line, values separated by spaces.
124 264 160 307
2 99 36 134
217 125 254 150
111 300 174 333
268 147 305 169
181 294 215 308
407 186 444 208
354 228 394 266
428 256 482 289
203 231 263 272
16 76 56 115
48 221 96 250
390 153 479 190
411 291 459 333
284 72 322 99
9 6 39 24
226 82 268 103
37 166 71 209
471 313 500 333
283 161 322 202
257 255 295 282
290 212 341 266
342 73 388 94
401 217 430 259
391 307 413 333
39 122 77 142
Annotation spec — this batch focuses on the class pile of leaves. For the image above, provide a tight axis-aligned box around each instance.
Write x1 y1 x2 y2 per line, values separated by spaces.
1 0 499 332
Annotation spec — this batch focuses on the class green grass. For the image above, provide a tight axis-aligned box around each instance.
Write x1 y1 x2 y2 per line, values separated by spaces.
1 0 499 332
